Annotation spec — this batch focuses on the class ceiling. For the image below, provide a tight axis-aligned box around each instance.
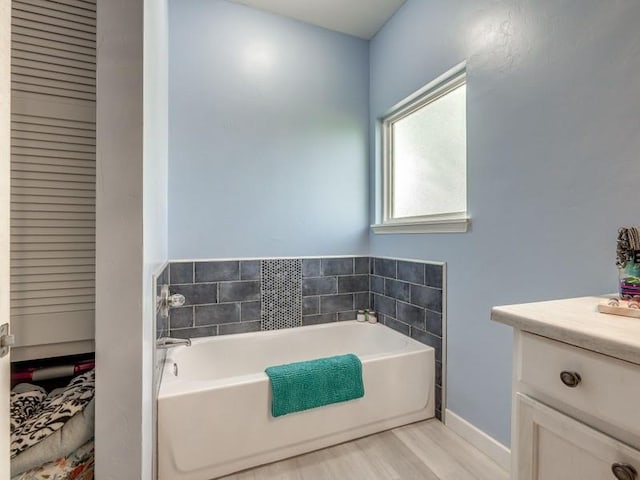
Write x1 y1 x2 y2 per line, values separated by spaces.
227 0 406 40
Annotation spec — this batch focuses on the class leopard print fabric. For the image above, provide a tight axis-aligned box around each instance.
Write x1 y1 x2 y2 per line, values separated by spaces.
11 370 95 459
10 387 47 434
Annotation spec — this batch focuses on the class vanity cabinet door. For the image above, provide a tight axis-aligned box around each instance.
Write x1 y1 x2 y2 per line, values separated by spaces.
515 393 640 480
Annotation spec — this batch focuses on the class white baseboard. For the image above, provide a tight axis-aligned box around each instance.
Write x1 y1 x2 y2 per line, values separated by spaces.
444 409 511 472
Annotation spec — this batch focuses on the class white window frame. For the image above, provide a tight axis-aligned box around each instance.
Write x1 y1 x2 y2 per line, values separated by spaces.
372 62 469 234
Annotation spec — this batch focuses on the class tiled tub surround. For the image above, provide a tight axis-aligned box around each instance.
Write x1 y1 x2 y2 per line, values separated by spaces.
167 260 263 337
156 264 169 340
166 257 374 338
370 258 444 416
164 256 444 416
301 257 371 324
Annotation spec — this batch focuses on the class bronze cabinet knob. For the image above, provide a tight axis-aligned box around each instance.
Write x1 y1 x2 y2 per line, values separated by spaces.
612 463 637 480
559 371 581 388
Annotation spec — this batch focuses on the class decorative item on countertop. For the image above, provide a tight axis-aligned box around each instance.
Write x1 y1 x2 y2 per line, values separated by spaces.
597 296 640 319
367 310 377 324
616 226 640 299
356 310 366 322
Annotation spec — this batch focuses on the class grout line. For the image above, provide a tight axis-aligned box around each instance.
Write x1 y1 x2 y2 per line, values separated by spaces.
304 291 369 297
303 273 370 278
369 273 443 290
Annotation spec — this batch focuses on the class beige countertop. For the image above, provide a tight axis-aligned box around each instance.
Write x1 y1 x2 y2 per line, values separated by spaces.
491 296 640 365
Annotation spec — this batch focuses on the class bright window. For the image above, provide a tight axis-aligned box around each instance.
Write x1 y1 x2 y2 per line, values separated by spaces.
374 64 468 234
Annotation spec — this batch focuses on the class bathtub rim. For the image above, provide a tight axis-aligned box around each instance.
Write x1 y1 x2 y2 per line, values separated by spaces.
159 320 434 398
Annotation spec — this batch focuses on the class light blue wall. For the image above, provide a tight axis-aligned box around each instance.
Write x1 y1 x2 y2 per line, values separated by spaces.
168 0 369 259
168 0 640 446
370 0 640 445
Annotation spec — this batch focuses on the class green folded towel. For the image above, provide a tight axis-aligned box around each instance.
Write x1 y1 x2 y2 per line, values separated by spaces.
265 354 365 417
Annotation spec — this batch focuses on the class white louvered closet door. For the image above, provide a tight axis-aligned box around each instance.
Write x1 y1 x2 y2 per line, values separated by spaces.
10 0 96 361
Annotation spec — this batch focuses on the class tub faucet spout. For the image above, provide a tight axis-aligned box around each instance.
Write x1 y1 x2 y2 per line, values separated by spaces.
157 337 191 349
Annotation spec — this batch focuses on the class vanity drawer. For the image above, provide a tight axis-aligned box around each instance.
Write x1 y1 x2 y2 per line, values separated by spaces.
518 332 640 441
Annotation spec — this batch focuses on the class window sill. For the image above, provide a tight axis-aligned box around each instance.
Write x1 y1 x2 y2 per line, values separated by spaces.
370 217 470 234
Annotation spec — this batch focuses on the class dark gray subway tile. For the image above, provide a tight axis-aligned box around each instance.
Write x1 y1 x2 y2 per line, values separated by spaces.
338 311 357 321
240 301 261 321
397 301 425 330
195 261 240 283
425 264 443 289
240 261 261 280
338 275 369 293
354 292 370 310
384 317 410 336
370 275 385 294
373 258 396 278
320 294 354 313
170 283 217 306
410 284 442 312
170 326 217 339
219 281 260 302
354 257 370 274
426 310 443 337
219 321 261 335
397 261 425 285
158 265 169 286
385 279 410 302
195 303 240 325
302 277 336 296
321 258 353 276
372 294 395 317
302 296 320 315
436 361 442 387
169 306 194 329
302 258 321 277
170 262 193 284
411 328 442 359
436 385 442 413
302 313 337 326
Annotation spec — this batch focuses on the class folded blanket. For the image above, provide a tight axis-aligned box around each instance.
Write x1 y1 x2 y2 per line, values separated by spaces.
10 385 47 434
12 439 94 480
11 370 94 459
265 354 364 417
11 398 95 476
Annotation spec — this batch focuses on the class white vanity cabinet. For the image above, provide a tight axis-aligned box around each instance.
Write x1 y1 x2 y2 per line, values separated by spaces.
492 296 640 480
515 393 640 480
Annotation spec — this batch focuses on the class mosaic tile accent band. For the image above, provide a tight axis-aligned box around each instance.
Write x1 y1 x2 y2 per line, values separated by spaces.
260 259 302 330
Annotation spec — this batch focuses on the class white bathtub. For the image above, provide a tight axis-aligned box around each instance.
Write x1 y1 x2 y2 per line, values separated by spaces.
158 321 435 480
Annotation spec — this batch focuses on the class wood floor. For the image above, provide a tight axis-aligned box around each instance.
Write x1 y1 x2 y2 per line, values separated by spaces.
220 420 509 480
